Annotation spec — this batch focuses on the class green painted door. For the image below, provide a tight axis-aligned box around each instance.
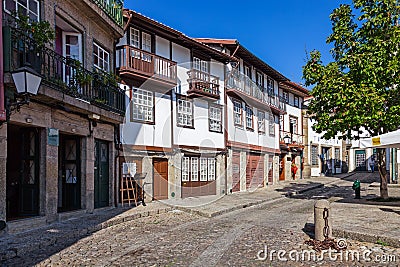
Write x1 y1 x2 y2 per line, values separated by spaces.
355 150 366 171
94 140 109 209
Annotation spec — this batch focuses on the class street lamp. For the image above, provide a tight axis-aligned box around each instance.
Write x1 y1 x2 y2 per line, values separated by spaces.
283 134 291 145
12 66 42 100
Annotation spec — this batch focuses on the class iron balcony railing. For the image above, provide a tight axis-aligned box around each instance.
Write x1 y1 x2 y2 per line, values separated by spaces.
5 27 125 115
91 0 124 27
116 45 177 84
187 69 220 99
226 69 286 112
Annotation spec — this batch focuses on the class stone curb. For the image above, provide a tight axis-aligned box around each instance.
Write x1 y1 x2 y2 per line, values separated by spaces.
0 206 173 262
333 229 400 248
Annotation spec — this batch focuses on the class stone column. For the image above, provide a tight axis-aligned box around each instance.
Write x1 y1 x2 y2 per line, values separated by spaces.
84 136 95 213
240 151 247 191
216 154 225 195
0 124 7 225
171 152 182 199
263 154 268 187
44 129 58 223
273 155 279 184
226 149 233 193
142 156 153 201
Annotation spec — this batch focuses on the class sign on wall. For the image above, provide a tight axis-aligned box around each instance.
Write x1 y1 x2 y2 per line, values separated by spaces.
48 128 59 146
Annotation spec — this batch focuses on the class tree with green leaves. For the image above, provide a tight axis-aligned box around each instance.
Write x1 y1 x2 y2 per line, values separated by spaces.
303 0 400 199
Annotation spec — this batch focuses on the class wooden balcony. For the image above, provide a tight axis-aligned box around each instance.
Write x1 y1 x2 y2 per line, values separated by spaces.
279 131 305 151
187 69 220 100
117 45 177 87
226 69 286 114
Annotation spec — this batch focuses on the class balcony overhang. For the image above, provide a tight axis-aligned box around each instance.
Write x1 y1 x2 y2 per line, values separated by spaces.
187 88 220 100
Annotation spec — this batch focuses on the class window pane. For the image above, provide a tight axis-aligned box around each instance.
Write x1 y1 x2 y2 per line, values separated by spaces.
131 88 154 123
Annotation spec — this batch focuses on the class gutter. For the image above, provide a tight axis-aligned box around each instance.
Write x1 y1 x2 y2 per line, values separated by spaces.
0 3 6 122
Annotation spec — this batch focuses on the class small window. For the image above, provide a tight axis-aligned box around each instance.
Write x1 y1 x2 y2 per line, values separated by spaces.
258 111 265 134
208 158 216 181
245 106 253 129
289 116 298 135
5 0 39 21
311 145 319 166
200 158 208 181
130 28 140 48
142 32 152 52
131 88 154 123
93 42 110 72
268 112 275 136
182 157 190 182
335 148 340 165
209 105 222 133
267 77 274 93
256 72 264 88
233 100 242 126
283 91 289 103
177 96 193 127
294 96 300 108
191 158 199 181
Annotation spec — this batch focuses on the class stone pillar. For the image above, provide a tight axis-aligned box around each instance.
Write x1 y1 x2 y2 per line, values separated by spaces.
171 152 181 199
314 200 332 241
0 124 7 226
226 149 233 193
273 155 279 185
84 136 95 213
264 154 268 187
302 110 311 179
142 156 153 201
240 151 247 191
285 155 291 180
44 129 58 222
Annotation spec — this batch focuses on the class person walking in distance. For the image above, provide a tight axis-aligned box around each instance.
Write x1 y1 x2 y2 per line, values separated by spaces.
369 156 375 173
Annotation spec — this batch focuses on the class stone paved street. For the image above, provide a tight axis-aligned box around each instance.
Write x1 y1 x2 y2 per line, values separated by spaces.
2 172 400 266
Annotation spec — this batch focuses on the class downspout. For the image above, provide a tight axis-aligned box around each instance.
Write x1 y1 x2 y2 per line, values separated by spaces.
0 3 6 122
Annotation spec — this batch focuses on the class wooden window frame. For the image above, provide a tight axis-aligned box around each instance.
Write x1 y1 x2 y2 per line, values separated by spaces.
130 88 155 124
182 156 217 182
209 104 223 133
233 99 243 127
289 115 298 135
245 105 254 130
93 42 110 72
4 0 40 21
311 145 319 166
258 110 265 134
268 112 275 136
294 96 300 108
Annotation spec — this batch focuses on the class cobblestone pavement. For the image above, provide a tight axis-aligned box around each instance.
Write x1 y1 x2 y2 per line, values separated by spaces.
3 179 400 267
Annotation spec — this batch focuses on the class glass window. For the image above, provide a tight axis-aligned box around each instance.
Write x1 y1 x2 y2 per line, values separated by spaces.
93 42 110 72
268 112 275 136
233 100 242 126
311 145 319 166
289 116 298 134
267 77 274 93
258 111 265 134
283 91 289 103
245 106 253 129
142 32 151 52
182 157 190 182
209 106 222 133
191 157 198 181
177 97 193 127
5 0 39 21
200 158 208 181
208 158 216 181
130 28 140 48
294 96 300 108
131 88 154 123
335 148 340 164
256 72 264 88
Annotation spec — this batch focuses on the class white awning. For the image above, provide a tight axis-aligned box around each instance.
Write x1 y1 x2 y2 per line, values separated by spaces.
358 129 400 148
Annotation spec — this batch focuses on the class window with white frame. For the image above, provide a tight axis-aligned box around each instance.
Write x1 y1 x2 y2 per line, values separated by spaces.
142 32 151 52
191 157 199 181
311 145 319 166
258 111 265 134
233 100 242 126
5 0 39 21
267 77 274 92
209 105 222 133
131 88 154 123
200 158 208 181
130 28 140 48
93 42 110 72
256 72 264 88
182 157 190 181
177 97 193 127
335 148 340 165
283 91 289 103
268 112 275 136
289 116 298 134
245 106 253 129
181 157 216 182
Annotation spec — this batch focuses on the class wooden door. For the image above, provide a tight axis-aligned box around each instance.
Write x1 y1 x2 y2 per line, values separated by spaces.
279 155 285 181
94 140 109 209
153 158 169 200
246 154 264 189
232 151 241 192
267 154 273 184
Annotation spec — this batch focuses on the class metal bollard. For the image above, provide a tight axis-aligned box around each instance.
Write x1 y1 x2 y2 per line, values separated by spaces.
314 200 332 241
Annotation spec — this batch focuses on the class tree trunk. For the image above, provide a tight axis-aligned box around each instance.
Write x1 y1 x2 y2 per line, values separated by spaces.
377 148 389 199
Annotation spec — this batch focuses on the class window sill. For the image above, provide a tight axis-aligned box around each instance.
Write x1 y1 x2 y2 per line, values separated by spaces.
177 125 195 129
130 119 155 125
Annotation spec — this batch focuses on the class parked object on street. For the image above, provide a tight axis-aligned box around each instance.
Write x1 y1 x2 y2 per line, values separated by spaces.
352 179 361 199
314 199 332 241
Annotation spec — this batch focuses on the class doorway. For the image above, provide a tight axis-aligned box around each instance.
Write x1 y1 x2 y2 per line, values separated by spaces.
6 125 40 220
355 150 366 171
58 135 81 212
94 140 109 209
153 158 168 200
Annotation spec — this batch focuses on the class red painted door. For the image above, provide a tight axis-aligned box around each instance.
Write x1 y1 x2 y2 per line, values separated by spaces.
153 159 169 200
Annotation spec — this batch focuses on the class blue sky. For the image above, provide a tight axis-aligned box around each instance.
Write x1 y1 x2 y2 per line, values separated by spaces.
126 1 352 87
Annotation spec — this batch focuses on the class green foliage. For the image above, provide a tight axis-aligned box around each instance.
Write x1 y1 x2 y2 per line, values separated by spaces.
12 13 55 49
303 0 400 140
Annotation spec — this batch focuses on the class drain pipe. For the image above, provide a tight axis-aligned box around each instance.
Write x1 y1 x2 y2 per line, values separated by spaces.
0 3 7 123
